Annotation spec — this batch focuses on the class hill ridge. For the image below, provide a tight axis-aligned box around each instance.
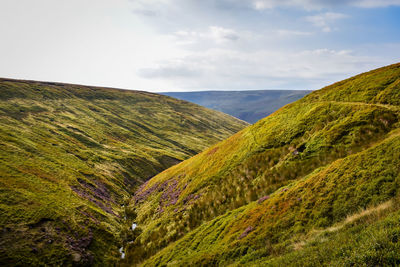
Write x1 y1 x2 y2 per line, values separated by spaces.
162 89 311 123
0 78 247 265
125 62 400 266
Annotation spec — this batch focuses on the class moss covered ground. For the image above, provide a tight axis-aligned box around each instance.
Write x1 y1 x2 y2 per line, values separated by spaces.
0 78 247 265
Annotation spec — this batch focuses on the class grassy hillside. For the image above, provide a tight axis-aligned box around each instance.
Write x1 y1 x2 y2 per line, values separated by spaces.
0 78 247 266
162 90 311 123
126 63 400 265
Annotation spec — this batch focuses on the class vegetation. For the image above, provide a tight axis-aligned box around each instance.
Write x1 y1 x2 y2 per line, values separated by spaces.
0 78 247 266
2 62 399 266
143 131 400 266
162 90 311 123
126 63 400 266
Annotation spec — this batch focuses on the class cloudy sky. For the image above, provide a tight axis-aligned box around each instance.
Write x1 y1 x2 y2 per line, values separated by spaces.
0 0 399 92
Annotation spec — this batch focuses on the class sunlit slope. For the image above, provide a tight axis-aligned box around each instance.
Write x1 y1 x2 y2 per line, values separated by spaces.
127 63 400 265
0 78 247 266
145 130 400 266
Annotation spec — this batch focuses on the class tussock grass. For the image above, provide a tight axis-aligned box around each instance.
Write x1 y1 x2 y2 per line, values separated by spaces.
127 63 400 266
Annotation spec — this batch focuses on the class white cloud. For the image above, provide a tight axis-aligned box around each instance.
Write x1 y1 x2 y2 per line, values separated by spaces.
138 48 387 91
130 0 168 16
0 0 398 92
352 0 400 8
305 12 348 32
248 0 400 10
250 0 337 10
139 61 202 79
129 0 400 12
210 26 240 43
171 26 241 46
276 29 313 37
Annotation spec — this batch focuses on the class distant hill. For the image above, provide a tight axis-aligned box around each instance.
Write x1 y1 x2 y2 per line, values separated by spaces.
126 63 400 266
0 78 247 266
162 90 311 123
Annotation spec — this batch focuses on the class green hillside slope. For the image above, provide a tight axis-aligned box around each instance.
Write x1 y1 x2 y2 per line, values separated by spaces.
0 78 247 266
126 63 400 266
162 90 311 123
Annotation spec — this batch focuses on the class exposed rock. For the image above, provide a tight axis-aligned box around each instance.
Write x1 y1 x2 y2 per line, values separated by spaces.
71 252 81 262
238 226 254 239
257 195 270 204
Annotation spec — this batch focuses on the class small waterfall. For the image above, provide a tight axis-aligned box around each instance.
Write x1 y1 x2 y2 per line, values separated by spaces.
119 247 125 259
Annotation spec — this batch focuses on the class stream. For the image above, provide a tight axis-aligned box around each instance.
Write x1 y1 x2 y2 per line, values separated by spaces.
119 204 138 259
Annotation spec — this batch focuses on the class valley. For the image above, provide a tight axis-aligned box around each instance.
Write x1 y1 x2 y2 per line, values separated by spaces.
1 0 400 265
0 78 247 265
1 63 400 266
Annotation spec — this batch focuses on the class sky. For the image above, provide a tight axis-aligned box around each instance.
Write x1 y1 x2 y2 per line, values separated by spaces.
0 0 399 92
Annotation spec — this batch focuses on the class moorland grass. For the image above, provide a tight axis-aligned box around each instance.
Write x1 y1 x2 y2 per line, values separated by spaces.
0 78 247 265
127 63 400 266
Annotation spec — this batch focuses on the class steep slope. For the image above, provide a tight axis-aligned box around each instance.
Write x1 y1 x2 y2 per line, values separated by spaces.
162 90 311 123
126 63 400 265
0 78 247 266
